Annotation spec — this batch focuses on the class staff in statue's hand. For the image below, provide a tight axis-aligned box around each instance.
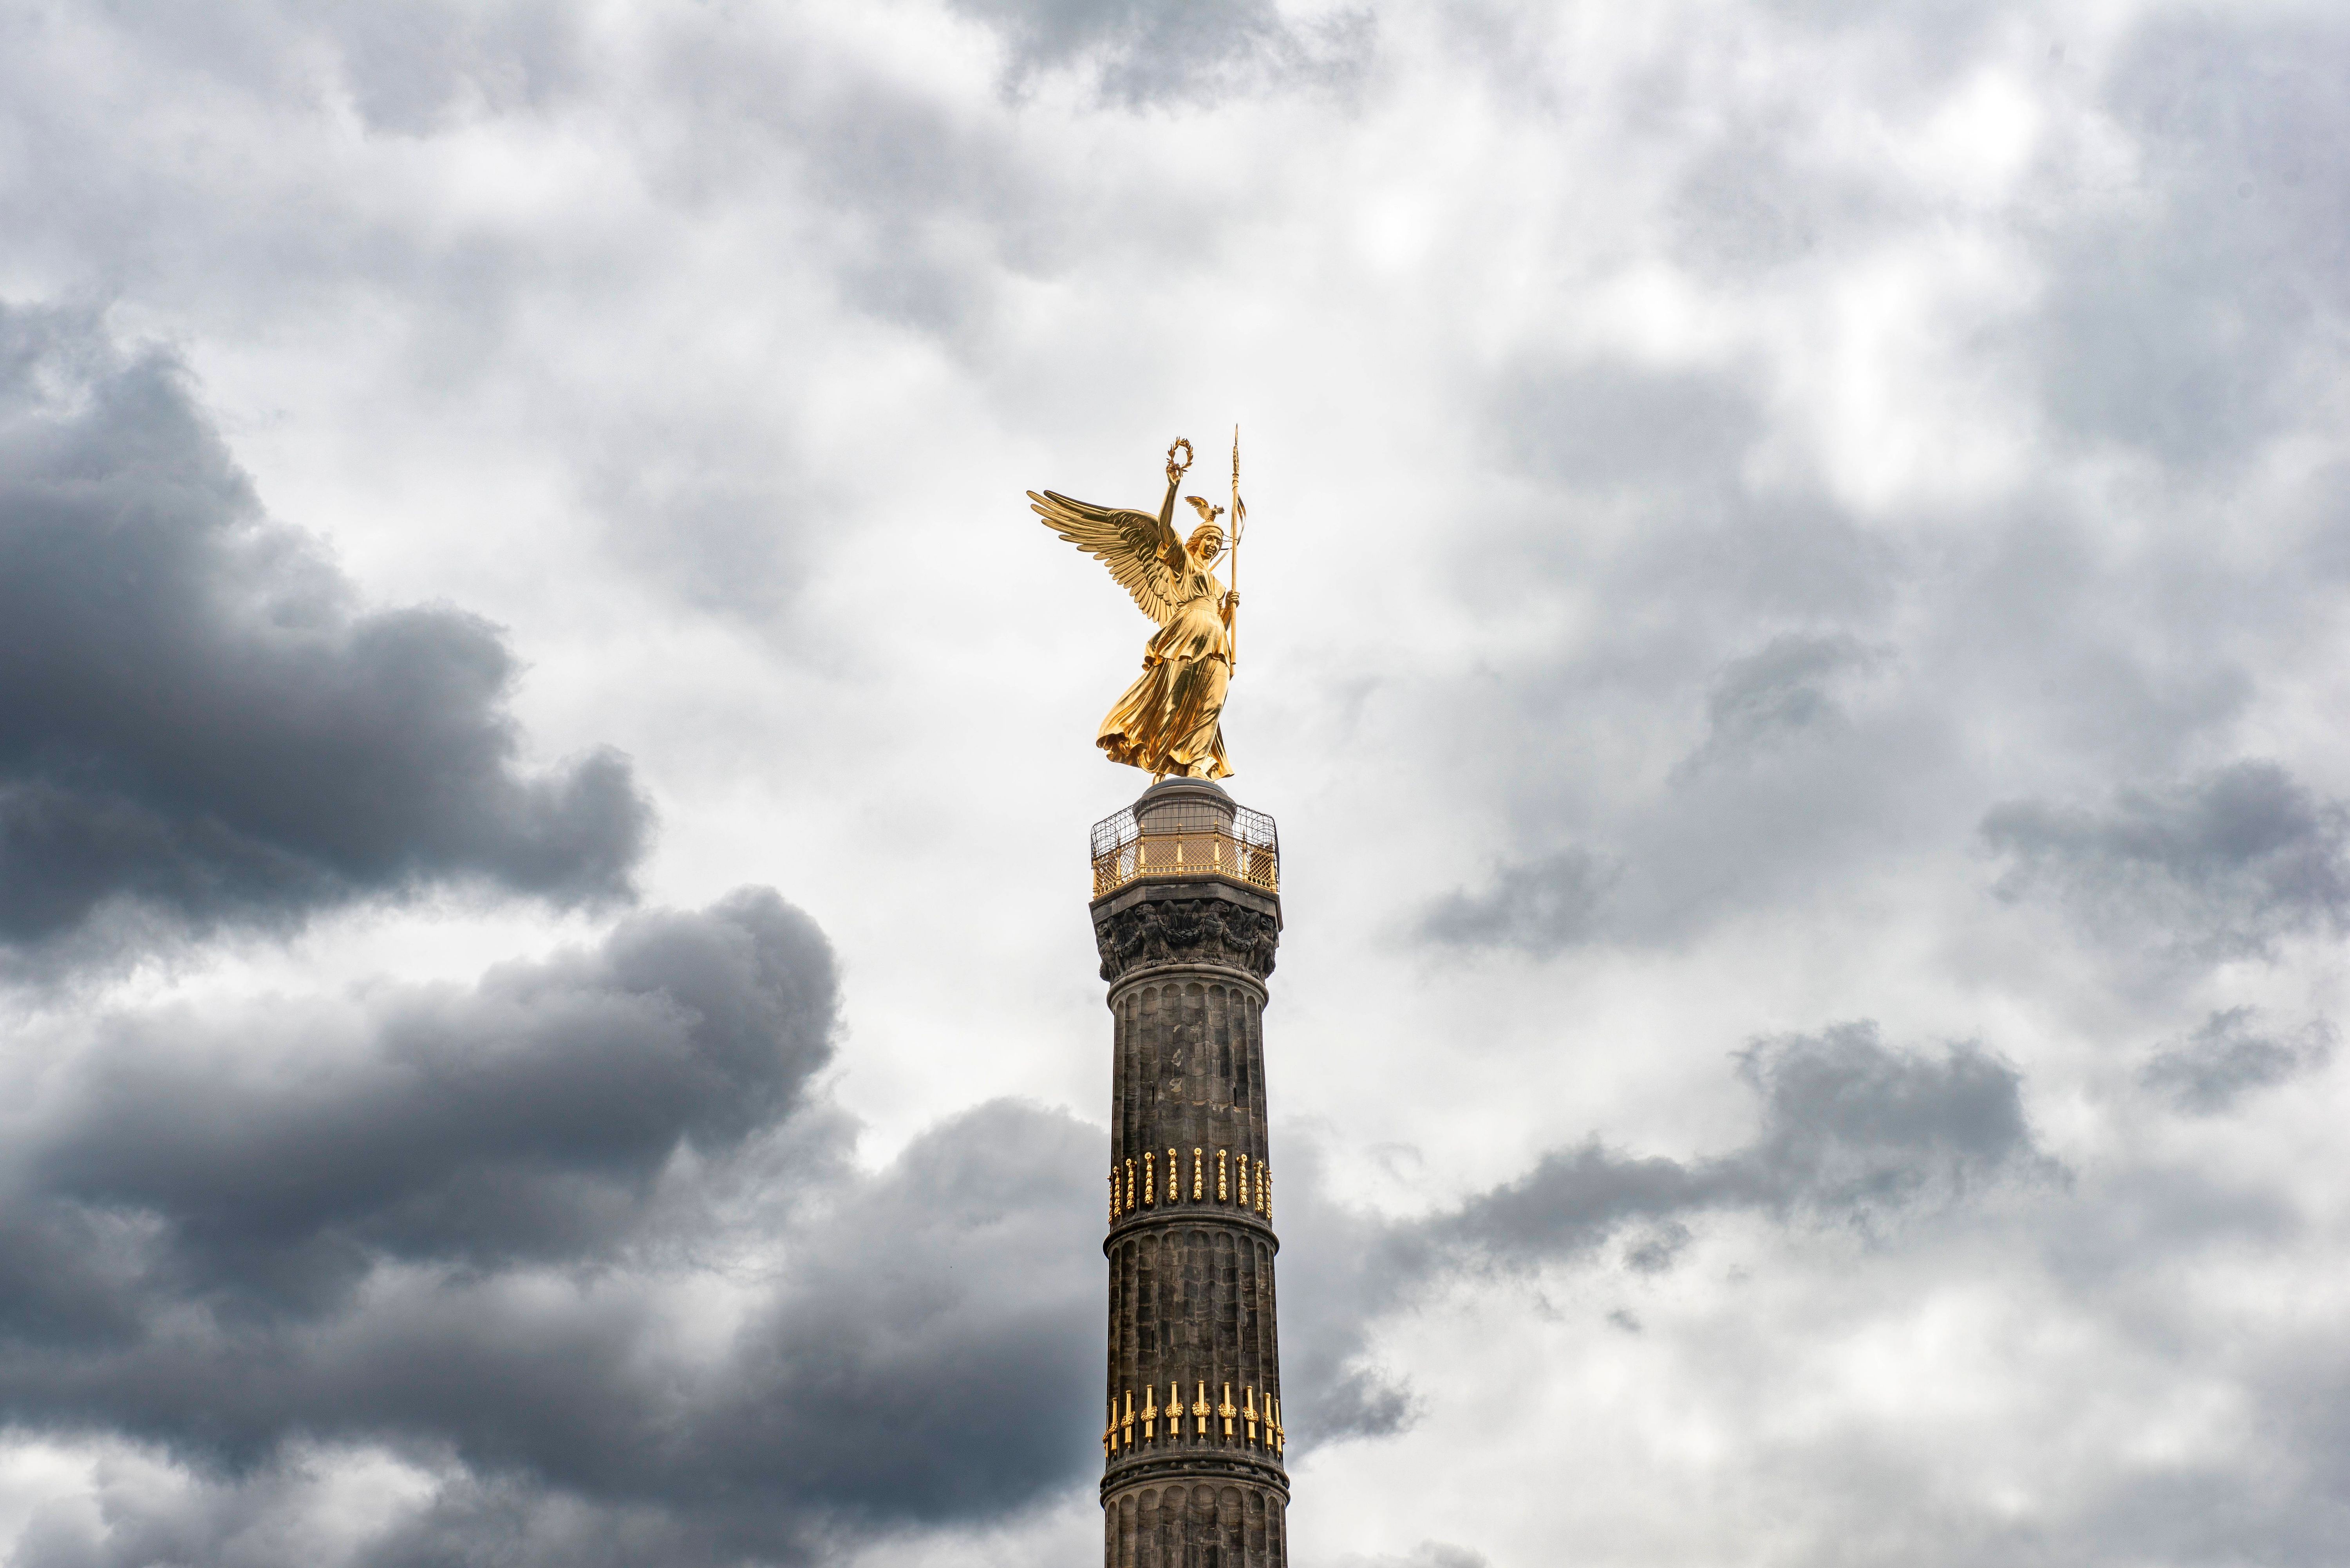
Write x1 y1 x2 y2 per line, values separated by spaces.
1226 425 1245 669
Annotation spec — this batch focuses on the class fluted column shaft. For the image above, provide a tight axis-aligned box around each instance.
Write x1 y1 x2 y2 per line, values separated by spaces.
1094 861 1287 1568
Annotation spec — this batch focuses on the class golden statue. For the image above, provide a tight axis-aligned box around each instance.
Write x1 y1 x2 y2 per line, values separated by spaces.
1030 435 1245 779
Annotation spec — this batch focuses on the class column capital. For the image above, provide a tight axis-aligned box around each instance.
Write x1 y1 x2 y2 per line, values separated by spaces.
1092 885 1280 985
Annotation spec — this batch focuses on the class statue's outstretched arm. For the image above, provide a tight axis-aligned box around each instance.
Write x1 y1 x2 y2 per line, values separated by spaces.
1152 471 1184 573
1028 438 1201 625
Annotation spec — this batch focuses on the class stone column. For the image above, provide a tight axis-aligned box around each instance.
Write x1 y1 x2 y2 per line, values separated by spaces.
1093 778 1288 1568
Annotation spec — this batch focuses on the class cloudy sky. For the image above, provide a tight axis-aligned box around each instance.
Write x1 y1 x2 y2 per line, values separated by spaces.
2 0 2347 1563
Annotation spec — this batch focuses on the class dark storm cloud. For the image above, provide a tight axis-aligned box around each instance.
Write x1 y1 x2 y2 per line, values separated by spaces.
5 1107 1104 1568
1433 1023 2045 1267
1982 761 2350 963
22 889 835 1315
1282 1024 2050 1451
944 0 1373 105
686 1100 1103 1525
2139 1008 2335 1116
0 305 648 957
0 884 1106 1564
1726 1023 2048 1212
0 889 835 1339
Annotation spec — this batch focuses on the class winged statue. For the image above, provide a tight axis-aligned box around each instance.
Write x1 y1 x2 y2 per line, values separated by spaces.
1030 437 1240 780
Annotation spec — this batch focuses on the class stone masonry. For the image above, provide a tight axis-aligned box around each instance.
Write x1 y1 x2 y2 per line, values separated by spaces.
1092 777 1288 1568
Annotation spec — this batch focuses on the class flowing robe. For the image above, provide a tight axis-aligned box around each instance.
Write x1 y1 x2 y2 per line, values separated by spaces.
1097 558 1230 779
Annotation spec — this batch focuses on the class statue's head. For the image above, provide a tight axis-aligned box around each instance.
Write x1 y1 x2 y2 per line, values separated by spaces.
1183 495 1226 566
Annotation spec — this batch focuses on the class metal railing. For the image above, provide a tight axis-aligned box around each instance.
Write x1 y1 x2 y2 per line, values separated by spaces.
1090 799 1279 898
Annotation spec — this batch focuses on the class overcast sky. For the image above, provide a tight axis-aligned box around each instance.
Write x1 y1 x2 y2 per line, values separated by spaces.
2 1 2348 1564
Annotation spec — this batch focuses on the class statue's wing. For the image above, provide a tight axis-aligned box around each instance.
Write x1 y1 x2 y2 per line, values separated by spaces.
1029 490 1181 626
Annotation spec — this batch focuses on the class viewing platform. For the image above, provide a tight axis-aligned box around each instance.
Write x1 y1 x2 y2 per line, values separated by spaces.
1090 780 1280 900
